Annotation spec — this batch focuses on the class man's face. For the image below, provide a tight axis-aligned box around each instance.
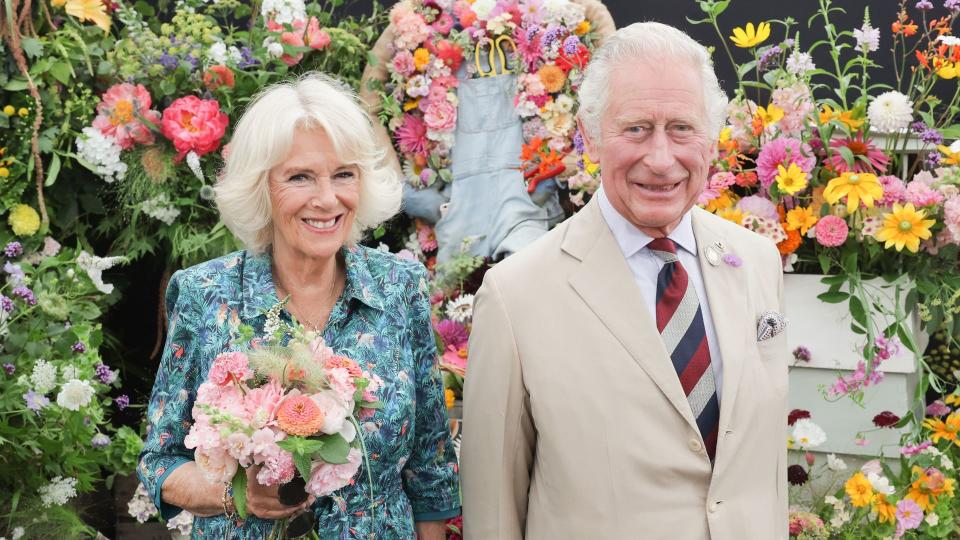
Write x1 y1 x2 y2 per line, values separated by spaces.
583 58 714 237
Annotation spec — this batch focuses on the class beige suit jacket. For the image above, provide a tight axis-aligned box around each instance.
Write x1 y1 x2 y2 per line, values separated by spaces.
462 199 788 539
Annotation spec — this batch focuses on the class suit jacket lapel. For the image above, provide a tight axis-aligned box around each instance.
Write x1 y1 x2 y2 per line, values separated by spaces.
563 199 700 433
690 207 750 438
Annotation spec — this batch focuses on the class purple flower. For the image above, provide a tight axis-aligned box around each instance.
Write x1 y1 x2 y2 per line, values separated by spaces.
911 121 928 134
926 400 951 416
23 390 50 413
901 440 933 456
4 242 22 258
722 253 742 267
572 130 585 153
91 434 111 448
157 53 179 71
562 35 580 55
238 46 259 68
787 465 809 485
3 363 14 375
95 363 115 384
0 295 13 313
4 262 24 285
757 45 782 72
792 346 812 362
921 128 943 145
115 394 130 410
926 150 942 168
916 0 934 8
11 286 35 306
543 26 563 46
72 341 86 353
947 0 960 12
525 26 540 41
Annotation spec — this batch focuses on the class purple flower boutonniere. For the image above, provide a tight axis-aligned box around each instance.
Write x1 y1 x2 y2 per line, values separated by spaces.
722 253 742 268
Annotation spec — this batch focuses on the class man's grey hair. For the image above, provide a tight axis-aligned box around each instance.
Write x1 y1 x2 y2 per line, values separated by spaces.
578 22 729 142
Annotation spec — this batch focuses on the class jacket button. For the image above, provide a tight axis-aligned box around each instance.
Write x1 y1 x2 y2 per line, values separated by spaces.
688 439 703 453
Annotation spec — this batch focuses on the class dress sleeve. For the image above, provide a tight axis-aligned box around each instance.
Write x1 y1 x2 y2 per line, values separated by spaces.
136 270 203 520
401 264 462 521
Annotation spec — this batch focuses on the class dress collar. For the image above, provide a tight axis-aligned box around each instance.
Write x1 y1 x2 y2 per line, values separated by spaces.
239 245 385 321
596 186 697 259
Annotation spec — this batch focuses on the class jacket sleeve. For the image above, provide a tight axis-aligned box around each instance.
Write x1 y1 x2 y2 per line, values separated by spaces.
136 270 202 520
461 271 535 540
400 264 462 521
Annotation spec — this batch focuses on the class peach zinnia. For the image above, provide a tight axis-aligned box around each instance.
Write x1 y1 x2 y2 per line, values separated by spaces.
277 395 325 437
326 355 363 378
538 65 566 93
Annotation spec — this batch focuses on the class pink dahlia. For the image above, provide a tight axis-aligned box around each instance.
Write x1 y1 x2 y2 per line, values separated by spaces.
160 96 229 159
814 215 849 247
396 114 429 156
828 133 889 174
92 83 161 149
878 175 908 206
755 137 816 190
905 180 945 207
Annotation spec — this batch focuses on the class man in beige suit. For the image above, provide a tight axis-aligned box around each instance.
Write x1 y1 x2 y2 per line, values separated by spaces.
462 22 788 539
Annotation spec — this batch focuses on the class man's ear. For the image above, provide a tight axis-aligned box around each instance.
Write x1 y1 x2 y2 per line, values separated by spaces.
576 116 600 165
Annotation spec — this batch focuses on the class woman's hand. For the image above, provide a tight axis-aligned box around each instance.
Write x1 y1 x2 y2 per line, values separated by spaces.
244 465 317 520
415 520 448 540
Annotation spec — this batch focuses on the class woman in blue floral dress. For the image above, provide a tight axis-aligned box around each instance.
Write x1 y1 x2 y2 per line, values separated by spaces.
137 73 461 539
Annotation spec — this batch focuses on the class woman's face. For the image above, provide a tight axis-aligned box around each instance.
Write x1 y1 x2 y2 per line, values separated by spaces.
268 128 361 262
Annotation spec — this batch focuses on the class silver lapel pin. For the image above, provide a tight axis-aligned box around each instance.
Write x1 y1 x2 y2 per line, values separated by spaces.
703 241 726 267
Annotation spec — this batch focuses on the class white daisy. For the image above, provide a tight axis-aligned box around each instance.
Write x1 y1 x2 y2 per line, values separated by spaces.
445 294 475 323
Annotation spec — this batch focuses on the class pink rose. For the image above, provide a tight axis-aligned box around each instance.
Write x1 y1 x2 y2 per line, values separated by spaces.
310 391 349 435
160 96 229 159
92 83 161 149
195 447 239 484
423 98 456 132
305 448 363 496
244 379 285 428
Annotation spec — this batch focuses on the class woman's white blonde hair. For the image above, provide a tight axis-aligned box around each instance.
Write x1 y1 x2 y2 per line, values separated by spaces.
215 72 402 253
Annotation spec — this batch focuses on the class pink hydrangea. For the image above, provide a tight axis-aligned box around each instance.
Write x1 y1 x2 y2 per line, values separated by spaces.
224 431 254 466
878 175 908 206
250 427 284 463
208 351 253 386
814 215 849 247
906 180 945 207
422 98 457 133
92 83 161 149
391 50 416 77
160 96 229 159
305 447 363 496
756 137 816 190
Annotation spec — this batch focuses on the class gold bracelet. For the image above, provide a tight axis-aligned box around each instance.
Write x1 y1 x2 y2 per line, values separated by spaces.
222 482 237 519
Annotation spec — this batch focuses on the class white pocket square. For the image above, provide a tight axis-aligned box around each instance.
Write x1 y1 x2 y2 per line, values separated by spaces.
757 310 787 342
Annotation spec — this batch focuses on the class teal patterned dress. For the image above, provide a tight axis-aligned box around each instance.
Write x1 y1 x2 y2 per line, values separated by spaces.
137 245 461 539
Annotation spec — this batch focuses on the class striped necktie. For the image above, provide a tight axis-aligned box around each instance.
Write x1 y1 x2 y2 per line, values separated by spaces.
647 238 720 462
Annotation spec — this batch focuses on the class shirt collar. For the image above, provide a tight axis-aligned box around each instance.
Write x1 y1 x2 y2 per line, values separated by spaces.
239 245 385 321
596 186 697 259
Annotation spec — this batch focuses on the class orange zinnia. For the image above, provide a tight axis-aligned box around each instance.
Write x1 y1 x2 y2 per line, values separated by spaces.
277 395 325 436
538 65 566 93
777 227 802 255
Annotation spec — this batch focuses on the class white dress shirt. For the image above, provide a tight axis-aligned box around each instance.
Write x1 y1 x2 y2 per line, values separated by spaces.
597 187 724 400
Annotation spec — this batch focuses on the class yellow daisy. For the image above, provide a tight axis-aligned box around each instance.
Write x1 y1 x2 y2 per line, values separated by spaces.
785 206 818 235
64 0 111 32
775 163 808 195
923 411 960 445
823 172 883 213
938 143 960 166
872 494 896 524
717 207 746 225
875 203 936 253
844 472 875 508
755 104 784 127
729 22 771 48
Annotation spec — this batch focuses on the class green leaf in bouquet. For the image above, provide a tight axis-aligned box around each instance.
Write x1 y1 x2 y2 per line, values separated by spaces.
21 37 43 59
294 453 313 483
820 275 847 286
818 253 831 274
817 291 849 303
45 153 61 187
317 433 350 465
232 467 248 518
848 295 867 329
736 60 757 80
849 322 865 335
835 145 855 169
360 400 384 410
49 61 73 85
904 288 918 317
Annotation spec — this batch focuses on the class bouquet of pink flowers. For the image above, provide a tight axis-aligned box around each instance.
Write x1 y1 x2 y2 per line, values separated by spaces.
184 320 383 520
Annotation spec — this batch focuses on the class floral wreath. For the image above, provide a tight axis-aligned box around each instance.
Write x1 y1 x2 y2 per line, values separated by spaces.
382 0 598 199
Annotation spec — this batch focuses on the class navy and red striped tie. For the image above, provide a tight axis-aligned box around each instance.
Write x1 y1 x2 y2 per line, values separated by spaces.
647 238 720 462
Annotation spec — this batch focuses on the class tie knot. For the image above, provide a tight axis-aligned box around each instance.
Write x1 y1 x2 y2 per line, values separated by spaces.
647 238 679 262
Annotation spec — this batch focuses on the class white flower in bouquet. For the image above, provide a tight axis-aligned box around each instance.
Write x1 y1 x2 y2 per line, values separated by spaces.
791 418 827 448
30 359 58 394
77 250 125 294
56 379 95 411
61 365 81 380
166 509 194 537
11 526 23 540
853 22 880 52
938 35 960 47
263 38 284 58
127 483 159 523
38 476 78 507
868 91 913 133
866 472 895 495
141 194 181 226
76 127 128 183
261 0 306 25
826 453 847 471
926 512 940 527
471 0 496 20
445 294 475 323
785 50 815 76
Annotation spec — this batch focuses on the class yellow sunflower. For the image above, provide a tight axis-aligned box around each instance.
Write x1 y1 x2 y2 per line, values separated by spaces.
875 203 936 253
823 172 883 213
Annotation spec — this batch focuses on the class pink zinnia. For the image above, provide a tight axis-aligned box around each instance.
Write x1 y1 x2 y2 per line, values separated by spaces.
814 215 849 247
895 498 923 536
905 180 945 207
878 175 908 206
431 12 455 35
755 137 816 190
92 83 161 149
828 133 889 174
396 114 429 156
